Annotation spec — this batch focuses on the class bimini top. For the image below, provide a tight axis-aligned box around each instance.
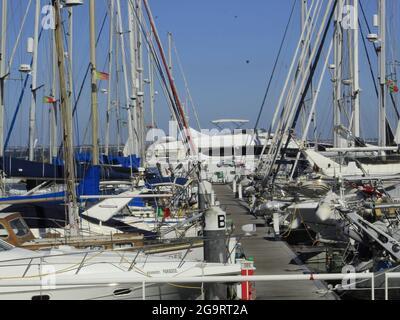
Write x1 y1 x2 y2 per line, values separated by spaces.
211 119 250 130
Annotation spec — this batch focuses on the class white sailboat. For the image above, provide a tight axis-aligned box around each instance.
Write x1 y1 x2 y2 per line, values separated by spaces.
0 239 240 300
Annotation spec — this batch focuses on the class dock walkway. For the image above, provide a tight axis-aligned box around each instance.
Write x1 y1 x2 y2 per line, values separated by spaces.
213 184 338 300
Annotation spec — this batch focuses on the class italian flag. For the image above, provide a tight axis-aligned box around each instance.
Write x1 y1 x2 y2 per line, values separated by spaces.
43 96 56 104
95 71 109 81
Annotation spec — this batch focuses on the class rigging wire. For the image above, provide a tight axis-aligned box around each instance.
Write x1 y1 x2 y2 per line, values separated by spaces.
4 29 44 151
358 19 378 98
270 0 338 184
141 0 197 157
360 0 400 122
56 10 108 157
71 11 108 118
172 40 202 131
253 0 297 131
129 0 190 149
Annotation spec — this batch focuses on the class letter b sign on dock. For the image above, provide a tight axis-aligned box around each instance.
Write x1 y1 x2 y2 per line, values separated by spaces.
218 214 226 229
204 206 227 231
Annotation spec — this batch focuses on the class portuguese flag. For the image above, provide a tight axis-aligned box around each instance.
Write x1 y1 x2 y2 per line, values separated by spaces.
43 96 56 104
95 70 109 81
387 80 399 94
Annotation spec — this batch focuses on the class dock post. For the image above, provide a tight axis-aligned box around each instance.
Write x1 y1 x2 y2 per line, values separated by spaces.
211 191 215 206
203 205 227 299
273 212 280 238
238 183 243 199
198 164 227 299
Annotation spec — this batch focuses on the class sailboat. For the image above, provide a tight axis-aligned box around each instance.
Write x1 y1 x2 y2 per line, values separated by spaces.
0 239 241 300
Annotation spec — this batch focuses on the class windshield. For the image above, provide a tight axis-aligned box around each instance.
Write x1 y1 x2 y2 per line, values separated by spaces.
9 218 29 238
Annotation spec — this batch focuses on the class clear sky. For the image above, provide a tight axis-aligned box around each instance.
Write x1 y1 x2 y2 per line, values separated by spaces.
3 0 400 148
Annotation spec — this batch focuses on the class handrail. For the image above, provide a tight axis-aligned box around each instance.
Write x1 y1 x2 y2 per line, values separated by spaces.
385 272 400 300
0 272 375 300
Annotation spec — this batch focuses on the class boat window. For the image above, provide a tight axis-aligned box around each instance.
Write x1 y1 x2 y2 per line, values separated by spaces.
9 218 30 238
0 224 9 239
0 239 14 251
113 288 132 296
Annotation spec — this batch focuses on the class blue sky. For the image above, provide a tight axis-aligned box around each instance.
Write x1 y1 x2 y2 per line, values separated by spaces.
3 0 400 148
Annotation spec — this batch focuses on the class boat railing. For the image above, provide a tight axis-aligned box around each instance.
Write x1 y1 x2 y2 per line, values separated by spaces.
135 273 375 300
0 245 205 279
0 272 376 300
384 272 400 300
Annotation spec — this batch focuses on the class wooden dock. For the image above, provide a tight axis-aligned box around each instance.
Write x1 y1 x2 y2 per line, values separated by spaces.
213 184 338 300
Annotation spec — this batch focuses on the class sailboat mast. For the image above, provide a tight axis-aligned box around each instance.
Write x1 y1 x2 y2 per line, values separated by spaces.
50 30 58 163
68 7 74 139
148 30 155 128
105 0 114 156
378 0 386 147
142 0 196 155
136 0 145 161
90 0 99 165
300 0 308 135
115 24 121 153
168 31 173 75
352 0 360 137
117 0 136 157
53 0 79 235
128 1 139 157
333 0 344 147
0 0 7 159
28 0 40 161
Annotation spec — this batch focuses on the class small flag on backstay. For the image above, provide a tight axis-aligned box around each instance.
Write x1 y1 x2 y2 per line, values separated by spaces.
386 80 399 94
43 96 56 104
95 71 109 81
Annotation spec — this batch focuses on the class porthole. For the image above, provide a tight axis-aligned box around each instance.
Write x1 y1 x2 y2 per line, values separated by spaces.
113 288 132 296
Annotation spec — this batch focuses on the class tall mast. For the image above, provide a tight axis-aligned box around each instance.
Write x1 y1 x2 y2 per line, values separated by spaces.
53 0 79 235
116 0 136 157
143 0 196 156
148 30 155 128
333 0 344 147
50 30 58 163
300 0 308 134
115 23 121 153
68 7 74 141
90 0 99 165
167 31 187 129
128 0 139 156
168 31 173 75
351 0 360 137
378 0 386 146
105 0 114 156
28 0 40 161
0 0 7 159
136 0 145 161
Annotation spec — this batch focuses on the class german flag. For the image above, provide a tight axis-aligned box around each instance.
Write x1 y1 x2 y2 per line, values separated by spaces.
43 96 56 104
94 71 109 81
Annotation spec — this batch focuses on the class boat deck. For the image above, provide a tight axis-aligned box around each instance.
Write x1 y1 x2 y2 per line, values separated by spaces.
213 184 338 300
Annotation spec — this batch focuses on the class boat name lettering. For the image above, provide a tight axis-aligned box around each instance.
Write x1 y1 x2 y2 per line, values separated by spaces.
163 268 178 274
